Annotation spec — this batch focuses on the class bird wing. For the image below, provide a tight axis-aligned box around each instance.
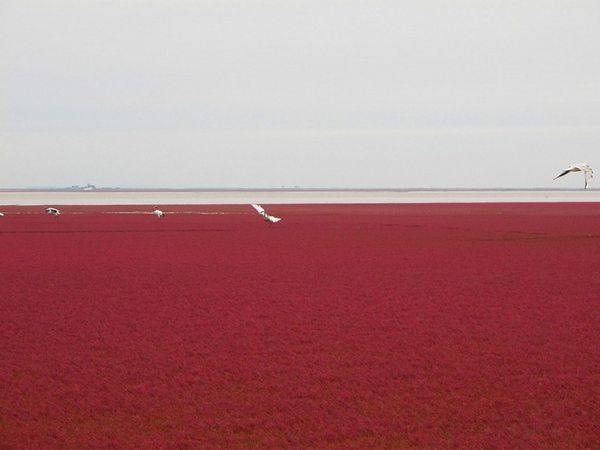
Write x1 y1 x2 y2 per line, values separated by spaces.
554 169 571 180
251 204 266 215
268 215 281 223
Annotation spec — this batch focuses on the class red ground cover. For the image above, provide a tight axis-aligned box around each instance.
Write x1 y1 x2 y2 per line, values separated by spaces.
1 203 599 448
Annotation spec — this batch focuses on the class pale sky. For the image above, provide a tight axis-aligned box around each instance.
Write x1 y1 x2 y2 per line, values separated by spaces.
1 0 599 188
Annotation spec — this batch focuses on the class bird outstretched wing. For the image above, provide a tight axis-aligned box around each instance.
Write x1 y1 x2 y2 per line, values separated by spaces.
554 170 571 180
554 169 571 180
251 204 266 215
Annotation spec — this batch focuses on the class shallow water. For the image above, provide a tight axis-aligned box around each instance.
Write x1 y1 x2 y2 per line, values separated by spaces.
1 189 600 205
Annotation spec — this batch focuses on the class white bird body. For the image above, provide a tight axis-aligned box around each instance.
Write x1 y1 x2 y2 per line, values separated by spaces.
153 209 165 219
45 207 61 216
251 204 281 223
554 163 593 189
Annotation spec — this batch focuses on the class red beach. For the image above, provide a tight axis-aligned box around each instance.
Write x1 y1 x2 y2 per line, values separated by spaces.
1 203 599 448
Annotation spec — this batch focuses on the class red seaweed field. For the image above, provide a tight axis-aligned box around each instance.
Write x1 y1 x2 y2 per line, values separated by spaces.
1 203 599 448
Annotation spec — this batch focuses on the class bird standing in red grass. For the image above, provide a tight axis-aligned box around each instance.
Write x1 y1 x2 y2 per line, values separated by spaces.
45 207 61 217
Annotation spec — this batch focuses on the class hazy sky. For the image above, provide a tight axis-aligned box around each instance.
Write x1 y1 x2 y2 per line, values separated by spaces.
1 0 599 188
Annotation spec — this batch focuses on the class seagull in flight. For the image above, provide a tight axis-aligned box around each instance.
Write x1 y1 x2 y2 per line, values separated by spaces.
45 207 61 216
251 204 281 223
153 208 165 219
554 163 594 189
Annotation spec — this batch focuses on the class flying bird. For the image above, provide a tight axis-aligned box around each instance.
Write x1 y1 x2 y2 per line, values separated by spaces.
45 207 61 216
554 163 594 189
251 204 281 223
153 208 165 219
0 212 4 217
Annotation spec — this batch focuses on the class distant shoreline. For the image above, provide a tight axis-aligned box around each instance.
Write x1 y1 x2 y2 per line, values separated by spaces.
1 188 597 193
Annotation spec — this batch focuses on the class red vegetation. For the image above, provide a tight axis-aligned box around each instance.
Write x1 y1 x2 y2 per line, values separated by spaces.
1 203 599 448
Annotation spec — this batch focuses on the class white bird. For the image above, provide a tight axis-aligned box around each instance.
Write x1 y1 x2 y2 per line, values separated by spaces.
0 212 4 217
153 208 165 219
554 163 594 189
45 207 61 216
251 204 281 223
